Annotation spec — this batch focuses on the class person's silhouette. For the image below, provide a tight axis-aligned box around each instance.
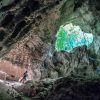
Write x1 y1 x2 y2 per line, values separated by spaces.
20 70 28 83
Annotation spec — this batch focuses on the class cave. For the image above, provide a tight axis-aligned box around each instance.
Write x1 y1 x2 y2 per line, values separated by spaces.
0 0 100 100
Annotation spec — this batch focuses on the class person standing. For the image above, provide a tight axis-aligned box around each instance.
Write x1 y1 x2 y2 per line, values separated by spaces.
19 70 28 83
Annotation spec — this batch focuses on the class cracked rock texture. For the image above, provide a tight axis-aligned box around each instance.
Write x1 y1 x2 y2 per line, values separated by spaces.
0 0 100 100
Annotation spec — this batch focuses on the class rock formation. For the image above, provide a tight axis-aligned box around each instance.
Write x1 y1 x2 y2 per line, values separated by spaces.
0 0 100 100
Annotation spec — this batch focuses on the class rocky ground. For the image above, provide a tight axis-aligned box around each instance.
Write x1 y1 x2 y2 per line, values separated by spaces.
1 77 100 100
0 0 100 100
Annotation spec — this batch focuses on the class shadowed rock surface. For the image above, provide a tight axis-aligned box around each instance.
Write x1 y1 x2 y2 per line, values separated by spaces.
0 0 100 100
46 77 100 100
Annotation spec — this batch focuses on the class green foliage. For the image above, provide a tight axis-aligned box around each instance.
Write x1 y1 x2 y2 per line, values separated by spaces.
55 26 67 51
55 23 93 52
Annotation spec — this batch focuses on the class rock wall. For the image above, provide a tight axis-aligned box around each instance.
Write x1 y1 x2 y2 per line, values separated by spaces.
0 0 100 81
0 0 100 100
0 0 62 56
0 0 63 81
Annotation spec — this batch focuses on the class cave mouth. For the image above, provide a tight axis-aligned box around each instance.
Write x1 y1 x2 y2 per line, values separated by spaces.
55 23 93 52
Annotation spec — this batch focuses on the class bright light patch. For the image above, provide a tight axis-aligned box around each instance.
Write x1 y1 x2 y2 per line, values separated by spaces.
55 23 93 52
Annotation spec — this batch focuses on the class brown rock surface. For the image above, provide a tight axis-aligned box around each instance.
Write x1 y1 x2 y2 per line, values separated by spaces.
0 60 33 81
0 35 43 81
